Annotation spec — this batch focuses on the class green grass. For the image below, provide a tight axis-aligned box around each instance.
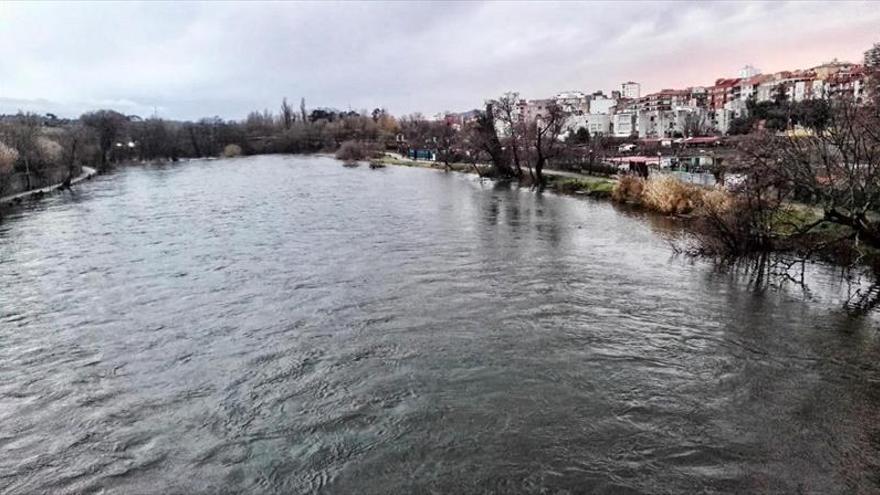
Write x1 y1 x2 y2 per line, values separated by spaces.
373 156 418 167
547 176 616 197
769 203 853 239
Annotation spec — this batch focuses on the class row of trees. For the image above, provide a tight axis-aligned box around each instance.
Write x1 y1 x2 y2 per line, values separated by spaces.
1 89 633 201
396 93 595 183
0 98 410 198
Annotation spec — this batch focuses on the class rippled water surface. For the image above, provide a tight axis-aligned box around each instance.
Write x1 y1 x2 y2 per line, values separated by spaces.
2 155 880 494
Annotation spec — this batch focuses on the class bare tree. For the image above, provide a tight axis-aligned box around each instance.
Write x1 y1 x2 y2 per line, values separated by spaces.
760 95 880 249
4 113 41 189
280 97 295 130
431 119 457 169
532 102 567 184
300 97 308 125
80 110 128 169
492 92 525 178
471 102 513 177
0 140 18 197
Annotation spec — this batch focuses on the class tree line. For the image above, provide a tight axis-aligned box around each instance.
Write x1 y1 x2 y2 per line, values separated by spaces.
1 89 638 200
0 98 408 197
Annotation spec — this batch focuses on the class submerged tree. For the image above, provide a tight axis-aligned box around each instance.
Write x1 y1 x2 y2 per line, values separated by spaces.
531 102 567 184
4 113 41 189
80 110 128 169
688 87 880 263
492 92 526 178
471 102 512 177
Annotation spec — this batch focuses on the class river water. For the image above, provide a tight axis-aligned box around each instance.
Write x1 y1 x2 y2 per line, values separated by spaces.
1 155 879 494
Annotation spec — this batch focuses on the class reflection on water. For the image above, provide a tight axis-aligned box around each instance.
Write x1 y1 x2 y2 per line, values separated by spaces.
1 155 879 494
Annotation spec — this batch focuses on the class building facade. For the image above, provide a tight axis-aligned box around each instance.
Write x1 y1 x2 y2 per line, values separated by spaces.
622 81 641 99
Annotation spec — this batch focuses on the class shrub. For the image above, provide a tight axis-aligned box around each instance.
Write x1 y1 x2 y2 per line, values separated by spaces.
692 191 767 256
641 175 704 215
700 188 733 216
0 141 18 175
223 144 242 158
36 137 63 165
335 140 372 162
611 175 644 203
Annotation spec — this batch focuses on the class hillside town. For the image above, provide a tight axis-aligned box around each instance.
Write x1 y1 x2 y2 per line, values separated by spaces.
440 42 879 143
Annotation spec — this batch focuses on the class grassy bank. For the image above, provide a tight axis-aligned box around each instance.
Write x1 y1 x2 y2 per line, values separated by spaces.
371 153 617 198
544 176 615 198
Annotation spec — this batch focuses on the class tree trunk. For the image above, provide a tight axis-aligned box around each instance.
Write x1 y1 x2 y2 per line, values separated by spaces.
188 127 202 157
535 156 544 184
24 157 31 191
825 209 880 250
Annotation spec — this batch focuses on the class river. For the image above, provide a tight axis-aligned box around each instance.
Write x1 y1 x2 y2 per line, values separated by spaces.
1 155 879 494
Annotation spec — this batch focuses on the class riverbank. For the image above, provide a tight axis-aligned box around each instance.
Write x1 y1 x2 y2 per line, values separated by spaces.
370 152 879 271
370 153 617 198
0 166 98 206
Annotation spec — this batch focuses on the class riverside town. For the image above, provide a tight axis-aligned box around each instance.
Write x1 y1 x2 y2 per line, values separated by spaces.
2 2 880 494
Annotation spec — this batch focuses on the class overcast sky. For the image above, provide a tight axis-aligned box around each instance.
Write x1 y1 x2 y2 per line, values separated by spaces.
1 1 878 121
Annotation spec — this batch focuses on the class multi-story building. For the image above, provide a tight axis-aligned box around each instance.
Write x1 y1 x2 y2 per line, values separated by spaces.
510 98 554 123
636 105 711 138
866 43 880 69
812 59 858 80
686 87 709 108
622 81 641 99
636 89 690 113
554 91 590 115
565 113 612 137
588 91 617 115
525 99 554 121
612 103 637 137
826 66 867 101
708 78 742 110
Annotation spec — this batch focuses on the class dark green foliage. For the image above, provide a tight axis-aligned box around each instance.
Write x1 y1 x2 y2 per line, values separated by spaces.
570 127 590 144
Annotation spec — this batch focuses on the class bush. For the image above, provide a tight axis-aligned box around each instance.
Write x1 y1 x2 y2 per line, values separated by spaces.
611 175 644 203
36 137 63 165
223 144 242 158
335 140 371 162
692 190 769 256
612 174 705 215
641 175 704 215
0 141 18 175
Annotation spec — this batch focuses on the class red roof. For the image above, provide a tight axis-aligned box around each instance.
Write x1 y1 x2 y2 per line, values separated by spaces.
712 78 742 88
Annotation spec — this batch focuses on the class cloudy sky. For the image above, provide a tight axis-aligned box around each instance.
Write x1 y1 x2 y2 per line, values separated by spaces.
1 1 878 120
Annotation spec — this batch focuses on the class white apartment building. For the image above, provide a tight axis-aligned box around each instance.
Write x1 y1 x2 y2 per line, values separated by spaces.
554 91 589 115
589 94 616 115
613 110 637 137
622 81 641 99
565 113 613 137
